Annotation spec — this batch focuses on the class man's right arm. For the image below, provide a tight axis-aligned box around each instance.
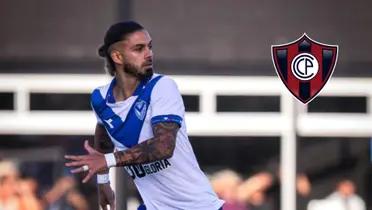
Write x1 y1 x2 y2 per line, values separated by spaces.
94 124 115 210
94 124 114 161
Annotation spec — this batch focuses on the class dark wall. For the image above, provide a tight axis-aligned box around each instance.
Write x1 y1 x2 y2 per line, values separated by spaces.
133 0 372 76
0 0 371 76
0 0 116 59
134 0 372 63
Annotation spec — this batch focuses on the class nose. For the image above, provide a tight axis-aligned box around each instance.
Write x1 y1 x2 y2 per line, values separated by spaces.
144 47 153 59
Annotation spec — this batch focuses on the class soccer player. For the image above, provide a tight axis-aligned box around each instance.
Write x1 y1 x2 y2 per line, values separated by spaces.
65 21 224 210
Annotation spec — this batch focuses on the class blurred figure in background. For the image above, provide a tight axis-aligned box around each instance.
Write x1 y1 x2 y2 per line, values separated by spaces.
18 178 43 210
42 176 88 210
0 160 20 210
211 170 278 210
246 191 270 210
307 178 366 210
297 173 311 198
211 170 248 210
0 160 42 210
297 173 312 210
0 159 88 210
237 172 274 210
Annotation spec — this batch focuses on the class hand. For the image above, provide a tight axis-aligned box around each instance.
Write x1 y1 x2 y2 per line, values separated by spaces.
54 176 75 194
66 190 89 210
65 140 108 183
98 183 116 210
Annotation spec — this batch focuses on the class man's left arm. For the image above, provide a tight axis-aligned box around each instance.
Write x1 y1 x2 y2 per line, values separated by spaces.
65 121 179 182
114 121 179 166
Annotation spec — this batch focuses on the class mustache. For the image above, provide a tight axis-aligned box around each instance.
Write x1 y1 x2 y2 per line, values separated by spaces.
143 59 153 66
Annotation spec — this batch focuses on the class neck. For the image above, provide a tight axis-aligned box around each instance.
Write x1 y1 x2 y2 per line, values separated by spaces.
114 72 140 101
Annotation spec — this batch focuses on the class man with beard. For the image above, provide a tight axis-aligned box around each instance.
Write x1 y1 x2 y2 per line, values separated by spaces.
65 21 224 210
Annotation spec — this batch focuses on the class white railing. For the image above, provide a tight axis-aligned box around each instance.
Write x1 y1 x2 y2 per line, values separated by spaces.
1 74 372 210
0 74 290 135
1 74 372 136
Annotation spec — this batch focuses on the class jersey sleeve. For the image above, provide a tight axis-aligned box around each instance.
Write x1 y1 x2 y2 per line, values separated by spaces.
150 76 184 127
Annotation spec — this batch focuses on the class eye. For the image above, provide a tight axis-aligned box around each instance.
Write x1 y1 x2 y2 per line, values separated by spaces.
135 46 143 52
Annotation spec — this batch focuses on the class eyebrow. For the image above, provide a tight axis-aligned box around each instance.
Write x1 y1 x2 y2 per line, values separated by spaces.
131 40 152 49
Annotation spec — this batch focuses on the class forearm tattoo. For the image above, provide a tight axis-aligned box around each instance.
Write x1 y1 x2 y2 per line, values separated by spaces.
114 122 179 166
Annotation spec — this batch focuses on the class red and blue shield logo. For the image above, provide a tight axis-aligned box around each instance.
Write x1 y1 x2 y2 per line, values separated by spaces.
272 34 338 104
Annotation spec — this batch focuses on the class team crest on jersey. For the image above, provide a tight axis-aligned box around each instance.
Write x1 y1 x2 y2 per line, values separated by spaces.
271 34 338 104
134 99 147 120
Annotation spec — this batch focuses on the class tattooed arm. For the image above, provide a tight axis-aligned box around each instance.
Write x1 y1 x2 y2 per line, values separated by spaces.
65 122 179 183
114 122 179 166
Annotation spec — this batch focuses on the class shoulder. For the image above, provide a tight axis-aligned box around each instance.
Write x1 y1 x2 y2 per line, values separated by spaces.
151 75 183 105
90 82 111 106
154 75 179 91
91 80 112 97
151 75 181 98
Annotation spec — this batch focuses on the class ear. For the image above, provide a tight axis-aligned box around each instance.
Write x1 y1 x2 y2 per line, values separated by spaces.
110 50 124 65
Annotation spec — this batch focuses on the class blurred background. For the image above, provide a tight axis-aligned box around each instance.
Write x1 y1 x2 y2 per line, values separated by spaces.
0 0 371 210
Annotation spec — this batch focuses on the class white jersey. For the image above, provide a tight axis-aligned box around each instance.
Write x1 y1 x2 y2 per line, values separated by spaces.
91 74 224 210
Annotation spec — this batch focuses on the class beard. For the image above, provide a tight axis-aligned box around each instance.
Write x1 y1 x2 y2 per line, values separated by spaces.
123 62 153 81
